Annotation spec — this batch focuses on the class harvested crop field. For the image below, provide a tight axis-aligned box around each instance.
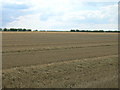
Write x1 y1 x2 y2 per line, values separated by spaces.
2 32 118 88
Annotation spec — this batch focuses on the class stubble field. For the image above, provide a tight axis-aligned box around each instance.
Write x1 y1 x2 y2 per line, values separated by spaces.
2 32 118 88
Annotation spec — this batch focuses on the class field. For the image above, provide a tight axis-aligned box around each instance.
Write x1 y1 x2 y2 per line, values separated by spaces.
2 32 118 88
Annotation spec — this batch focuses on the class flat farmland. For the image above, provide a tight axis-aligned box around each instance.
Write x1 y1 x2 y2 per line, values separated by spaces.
2 32 118 88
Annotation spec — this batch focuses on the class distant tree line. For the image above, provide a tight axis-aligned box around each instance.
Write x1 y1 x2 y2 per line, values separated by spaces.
70 29 120 33
0 28 32 31
0 28 119 32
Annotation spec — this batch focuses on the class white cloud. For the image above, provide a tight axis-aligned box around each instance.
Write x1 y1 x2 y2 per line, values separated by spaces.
6 11 118 30
2 0 118 30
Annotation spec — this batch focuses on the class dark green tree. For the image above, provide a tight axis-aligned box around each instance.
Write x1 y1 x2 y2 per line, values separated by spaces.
27 29 32 31
70 30 75 32
0 28 2 31
76 29 79 32
3 28 8 31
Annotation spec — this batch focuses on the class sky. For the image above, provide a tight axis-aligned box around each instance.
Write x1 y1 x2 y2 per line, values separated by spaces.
1 0 119 31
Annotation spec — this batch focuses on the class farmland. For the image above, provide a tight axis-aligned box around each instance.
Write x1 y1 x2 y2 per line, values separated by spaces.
2 32 118 88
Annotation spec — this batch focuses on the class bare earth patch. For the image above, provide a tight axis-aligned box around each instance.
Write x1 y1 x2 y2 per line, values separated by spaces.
2 55 118 88
2 32 118 88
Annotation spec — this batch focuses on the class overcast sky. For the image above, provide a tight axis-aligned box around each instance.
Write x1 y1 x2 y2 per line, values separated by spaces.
1 0 119 30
